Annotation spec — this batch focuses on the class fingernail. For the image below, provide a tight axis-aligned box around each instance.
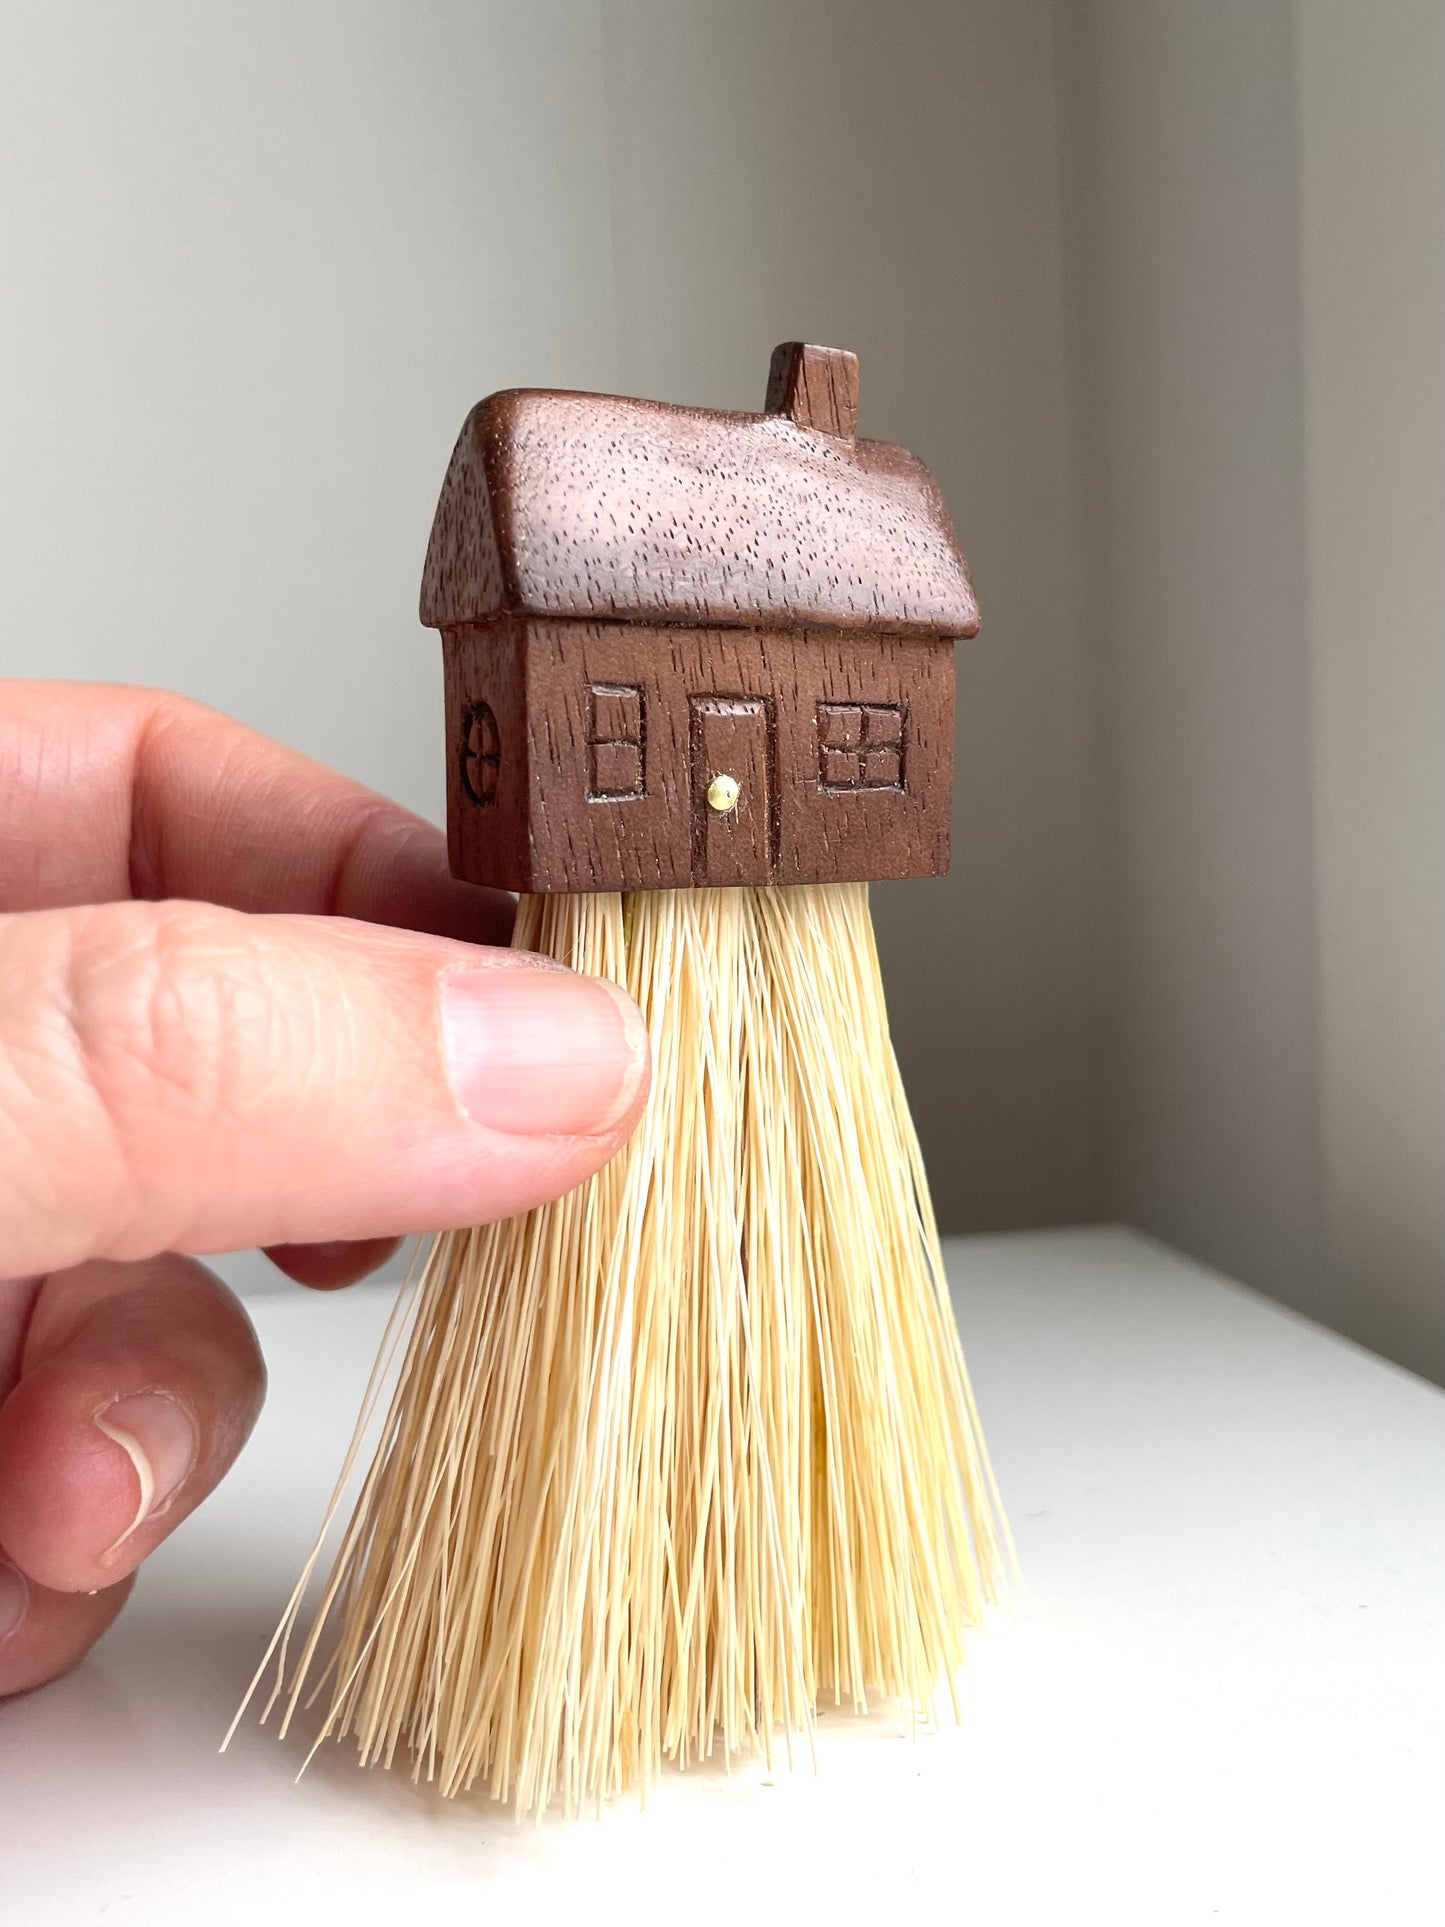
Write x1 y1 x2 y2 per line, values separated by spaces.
440 966 649 1136
95 1393 199 1549
0 1557 27 1642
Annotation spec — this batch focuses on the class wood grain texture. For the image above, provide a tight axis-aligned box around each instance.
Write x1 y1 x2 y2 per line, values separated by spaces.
442 619 953 893
690 696 776 887
420 389 978 637
764 342 860 439
426 345 975 893
442 618 529 890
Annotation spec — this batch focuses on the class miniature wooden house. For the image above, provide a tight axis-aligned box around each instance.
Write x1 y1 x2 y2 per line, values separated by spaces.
420 343 979 894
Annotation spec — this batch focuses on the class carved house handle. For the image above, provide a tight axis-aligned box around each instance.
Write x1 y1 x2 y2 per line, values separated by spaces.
423 344 978 892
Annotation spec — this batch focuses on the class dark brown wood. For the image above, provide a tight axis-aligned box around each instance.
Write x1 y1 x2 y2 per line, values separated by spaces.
764 342 859 439
442 617 529 891
690 697 776 887
424 345 975 893
420 383 977 641
441 618 953 893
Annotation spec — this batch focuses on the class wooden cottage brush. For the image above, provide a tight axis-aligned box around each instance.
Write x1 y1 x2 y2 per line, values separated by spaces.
235 344 1009 1813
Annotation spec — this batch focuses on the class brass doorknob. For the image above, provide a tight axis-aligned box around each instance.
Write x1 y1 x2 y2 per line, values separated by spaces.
706 773 741 814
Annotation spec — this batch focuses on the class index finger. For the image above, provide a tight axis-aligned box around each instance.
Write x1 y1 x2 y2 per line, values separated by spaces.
0 679 512 944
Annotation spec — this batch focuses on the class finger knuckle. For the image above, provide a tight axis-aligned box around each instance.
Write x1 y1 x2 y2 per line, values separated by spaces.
0 902 294 1267
63 903 245 1123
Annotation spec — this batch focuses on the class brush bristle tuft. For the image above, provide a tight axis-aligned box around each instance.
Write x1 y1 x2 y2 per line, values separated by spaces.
241 884 1009 1815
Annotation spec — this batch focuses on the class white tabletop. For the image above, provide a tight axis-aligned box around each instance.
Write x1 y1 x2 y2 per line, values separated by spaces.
2 1227 1441 1926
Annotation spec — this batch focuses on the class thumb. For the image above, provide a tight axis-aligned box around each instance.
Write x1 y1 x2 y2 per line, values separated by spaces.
0 900 649 1274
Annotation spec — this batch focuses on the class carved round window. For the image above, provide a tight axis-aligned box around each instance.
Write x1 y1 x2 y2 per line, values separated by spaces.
460 701 501 807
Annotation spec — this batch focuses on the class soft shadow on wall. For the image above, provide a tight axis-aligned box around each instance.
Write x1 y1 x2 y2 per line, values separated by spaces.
0 0 1102 1299
7 1 1435 1382
600 0 1101 1237
1057 0 1444 1382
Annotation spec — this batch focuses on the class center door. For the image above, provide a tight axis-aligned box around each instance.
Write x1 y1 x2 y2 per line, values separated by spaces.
689 695 775 887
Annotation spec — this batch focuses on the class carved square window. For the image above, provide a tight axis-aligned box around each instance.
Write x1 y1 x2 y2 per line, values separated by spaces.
587 683 645 799
818 701 906 792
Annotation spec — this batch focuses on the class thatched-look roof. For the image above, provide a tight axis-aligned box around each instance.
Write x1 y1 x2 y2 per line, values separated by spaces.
420 386 979 639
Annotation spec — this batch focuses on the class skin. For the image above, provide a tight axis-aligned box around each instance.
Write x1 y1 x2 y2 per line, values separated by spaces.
0 680 651 1696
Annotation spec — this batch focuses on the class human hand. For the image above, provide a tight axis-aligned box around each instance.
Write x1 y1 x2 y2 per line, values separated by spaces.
0 681 649 1694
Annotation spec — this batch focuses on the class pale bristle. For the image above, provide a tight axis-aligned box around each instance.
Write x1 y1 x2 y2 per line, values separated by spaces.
235 883 1010 1815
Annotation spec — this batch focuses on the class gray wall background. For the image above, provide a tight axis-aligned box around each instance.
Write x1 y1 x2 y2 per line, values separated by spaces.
1058 0 1444 1382
1 2 1440 1381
